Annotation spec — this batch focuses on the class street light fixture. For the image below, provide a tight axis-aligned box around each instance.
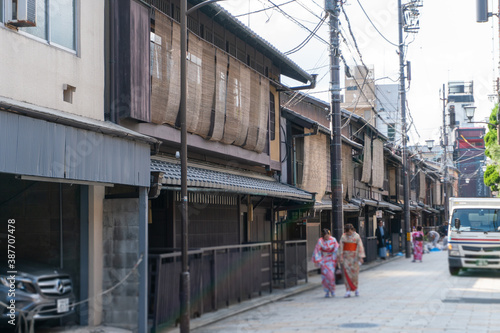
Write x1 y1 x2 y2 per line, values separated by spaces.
464 105 477 121
425 139 434 151
464 105 499 145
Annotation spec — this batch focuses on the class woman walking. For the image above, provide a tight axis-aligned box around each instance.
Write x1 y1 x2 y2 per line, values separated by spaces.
412 225 424 262
339 224 365 298
312 228 339 298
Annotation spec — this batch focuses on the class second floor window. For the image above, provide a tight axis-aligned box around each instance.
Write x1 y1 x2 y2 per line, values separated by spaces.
19 0 76 51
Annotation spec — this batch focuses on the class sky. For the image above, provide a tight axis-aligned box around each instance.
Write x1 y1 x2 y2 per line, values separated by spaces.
219 0 498 147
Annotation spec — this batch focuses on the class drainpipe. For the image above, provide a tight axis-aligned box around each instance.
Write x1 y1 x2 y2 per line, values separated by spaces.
278 74 318 91
292 124 319 186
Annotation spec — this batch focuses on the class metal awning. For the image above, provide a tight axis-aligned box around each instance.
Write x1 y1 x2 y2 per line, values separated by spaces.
350 198 402 212
151 159 314 202
314 198 360 211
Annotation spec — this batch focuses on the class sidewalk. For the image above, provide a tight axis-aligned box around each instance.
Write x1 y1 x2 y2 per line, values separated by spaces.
161 254 404 333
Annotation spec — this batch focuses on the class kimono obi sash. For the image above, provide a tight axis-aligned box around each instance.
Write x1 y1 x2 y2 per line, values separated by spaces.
343 242 357 252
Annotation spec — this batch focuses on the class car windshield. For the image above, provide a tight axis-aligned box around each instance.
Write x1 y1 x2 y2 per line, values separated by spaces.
451 209 500 232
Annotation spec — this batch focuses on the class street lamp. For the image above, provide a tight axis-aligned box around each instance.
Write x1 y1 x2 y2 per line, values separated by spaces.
464 105 500 145
425 139 434 151
464 105 477 122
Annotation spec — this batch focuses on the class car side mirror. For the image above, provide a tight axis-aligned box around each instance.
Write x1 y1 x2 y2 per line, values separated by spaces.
454 218 461 230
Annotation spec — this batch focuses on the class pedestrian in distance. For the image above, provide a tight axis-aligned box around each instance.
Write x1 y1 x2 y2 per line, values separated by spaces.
312 228 339 298
339 223 365 298
375 219 389 260
438 222 449 246
412 226 424 262
427 229 440 249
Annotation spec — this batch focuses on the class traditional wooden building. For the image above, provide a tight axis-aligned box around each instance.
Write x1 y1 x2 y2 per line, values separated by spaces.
107 0 317 330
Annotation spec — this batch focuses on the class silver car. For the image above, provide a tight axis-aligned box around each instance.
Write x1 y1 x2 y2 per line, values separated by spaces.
0 262 75 327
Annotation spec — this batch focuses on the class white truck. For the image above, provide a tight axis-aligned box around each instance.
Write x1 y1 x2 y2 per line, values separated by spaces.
448 197 500 275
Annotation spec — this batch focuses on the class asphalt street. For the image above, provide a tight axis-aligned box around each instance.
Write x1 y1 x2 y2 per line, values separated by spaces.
190 250 500 333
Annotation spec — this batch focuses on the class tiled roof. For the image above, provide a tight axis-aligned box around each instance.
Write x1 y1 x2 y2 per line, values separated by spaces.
151 159 314 201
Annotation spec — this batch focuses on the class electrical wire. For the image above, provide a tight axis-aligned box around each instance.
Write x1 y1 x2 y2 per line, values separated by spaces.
285 14 327 55
355 0 398 47
234 0 296 18
267 0 329 45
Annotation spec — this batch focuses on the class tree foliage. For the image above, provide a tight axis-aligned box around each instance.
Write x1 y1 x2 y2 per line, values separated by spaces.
484 104 500 192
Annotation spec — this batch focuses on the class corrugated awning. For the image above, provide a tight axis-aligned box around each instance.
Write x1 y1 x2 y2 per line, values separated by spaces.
314 198 360 211
350 198 402 212
151 159 314 202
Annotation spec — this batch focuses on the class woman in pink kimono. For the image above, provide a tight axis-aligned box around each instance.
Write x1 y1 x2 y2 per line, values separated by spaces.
312 228 339 298
412 225 424 262
339 224 365 298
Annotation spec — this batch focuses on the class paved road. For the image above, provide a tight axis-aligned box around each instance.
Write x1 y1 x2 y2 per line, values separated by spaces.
192 250 500 333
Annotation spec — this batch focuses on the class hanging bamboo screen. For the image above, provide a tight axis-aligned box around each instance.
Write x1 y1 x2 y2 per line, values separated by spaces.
342 144 354 200
151 11 170 124
221 58 242 144
164 20 181 126
233 64 251 146
243 73 262 151
361 134 372 184
186 32 203 133
254 79 270 153
434 181 441 205
149 12 272 154
302 130 328 200
371 139 385 189
210 50 228 142
419 172 426 201
194 41 216 138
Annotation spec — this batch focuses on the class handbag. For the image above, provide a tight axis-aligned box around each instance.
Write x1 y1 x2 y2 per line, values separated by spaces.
335 265 343 283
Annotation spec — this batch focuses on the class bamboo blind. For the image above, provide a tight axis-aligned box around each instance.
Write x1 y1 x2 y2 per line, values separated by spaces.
221 58 242 144
149 12 272 154
302 130 328 200
371 139 385 189
211 50 228 142
243 73 262 151
194 41 216 138
254 79 269 153
361 134 372 184
434 181 442 205
233 64 251 146
164 21 181 126
419 172 426 201
342 144 354 200
186 32 203 133
151 11 171 124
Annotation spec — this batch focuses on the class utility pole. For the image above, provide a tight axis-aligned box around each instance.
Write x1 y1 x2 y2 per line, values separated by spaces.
326 0 343 241
180 0 189 331
398 0 411 258
441 84 449 226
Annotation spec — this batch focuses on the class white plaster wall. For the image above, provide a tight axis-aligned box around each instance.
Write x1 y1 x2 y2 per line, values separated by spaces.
0 0 104 120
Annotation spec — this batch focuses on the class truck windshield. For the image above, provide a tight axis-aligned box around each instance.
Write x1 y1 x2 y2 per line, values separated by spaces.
451 209 500 232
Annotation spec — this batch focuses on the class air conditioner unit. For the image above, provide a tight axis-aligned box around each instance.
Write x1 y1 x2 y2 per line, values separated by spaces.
6 0 37 27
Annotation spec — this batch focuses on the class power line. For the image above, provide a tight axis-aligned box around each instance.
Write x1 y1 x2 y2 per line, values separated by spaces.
356 0 398 47
285 14 327 55
267 0 329 45
234 0 296 17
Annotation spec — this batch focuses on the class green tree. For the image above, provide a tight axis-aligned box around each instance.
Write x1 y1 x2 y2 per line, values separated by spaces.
484 104 500 193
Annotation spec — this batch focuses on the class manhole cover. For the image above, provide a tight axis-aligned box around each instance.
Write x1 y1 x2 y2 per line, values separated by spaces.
339 323 379 328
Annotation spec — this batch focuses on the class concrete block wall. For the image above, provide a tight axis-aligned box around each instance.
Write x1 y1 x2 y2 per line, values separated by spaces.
103 198 140 331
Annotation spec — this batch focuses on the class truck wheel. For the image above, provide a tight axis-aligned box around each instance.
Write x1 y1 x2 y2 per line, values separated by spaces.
449 267 460 276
